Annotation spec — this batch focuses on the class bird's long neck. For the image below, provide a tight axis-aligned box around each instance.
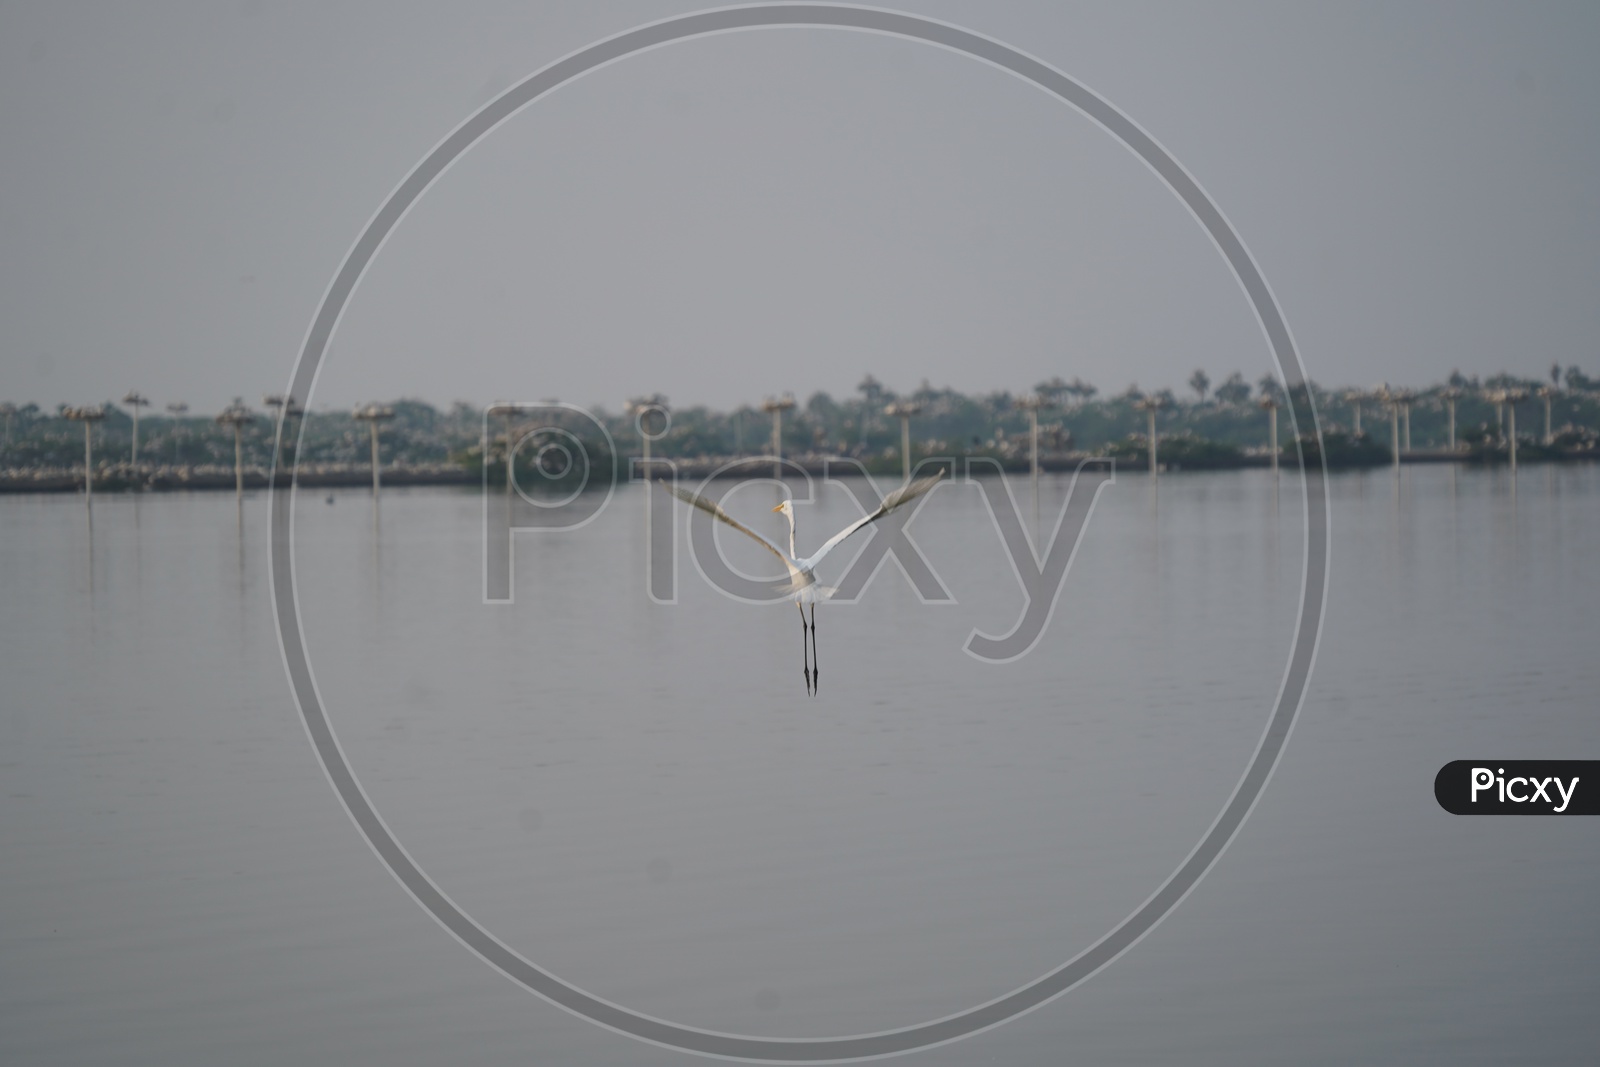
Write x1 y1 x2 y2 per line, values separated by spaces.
782 505 797 559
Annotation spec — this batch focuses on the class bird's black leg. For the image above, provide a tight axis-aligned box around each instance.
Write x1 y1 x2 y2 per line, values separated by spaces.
798 604 812 695
809 603 819 696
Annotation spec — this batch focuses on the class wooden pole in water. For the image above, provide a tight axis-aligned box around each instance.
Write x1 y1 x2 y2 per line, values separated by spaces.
1148 406 1157 475
902 415 910 482
166 402 188 465
353 404 395 495
1029 406 1039 486
627 395 669 482
1441 388 1461 451
1504 389 1527 472
66 406 105 505
123 391 149 467
215 401 256 502
1016 393 1052 521
762 395 795 481
884 401 922 483
1373 386 1398 473
1260 394 1281 474
1133 394 1167 477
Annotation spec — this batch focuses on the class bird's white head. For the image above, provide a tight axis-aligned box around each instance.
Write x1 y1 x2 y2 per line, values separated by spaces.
771 500 793 517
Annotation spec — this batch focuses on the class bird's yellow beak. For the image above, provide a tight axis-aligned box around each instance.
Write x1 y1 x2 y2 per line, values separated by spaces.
771 504 784 513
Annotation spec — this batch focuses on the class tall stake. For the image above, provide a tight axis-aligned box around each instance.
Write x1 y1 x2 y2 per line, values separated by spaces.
369 421 381 493
1148 406 1157 476
1133 394 1166 478
216 400 256 502
1029 406 1039 494
352 404 395 497
123 392 150 467
901 414 912 483
1016 393 1052 530
761 396 794 481
772 408 782 479
65 405 107 507
883 401 922 484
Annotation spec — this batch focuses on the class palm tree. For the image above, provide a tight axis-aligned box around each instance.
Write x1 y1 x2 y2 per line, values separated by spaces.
1215 372 1251 406
1188 369 1210 404
1034 376 1069 405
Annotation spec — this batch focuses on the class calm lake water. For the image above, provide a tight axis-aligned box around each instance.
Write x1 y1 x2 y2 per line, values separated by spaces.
2 464 1597 1065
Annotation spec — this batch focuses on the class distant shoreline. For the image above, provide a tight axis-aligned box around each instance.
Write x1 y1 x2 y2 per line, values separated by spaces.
4 448 1596 495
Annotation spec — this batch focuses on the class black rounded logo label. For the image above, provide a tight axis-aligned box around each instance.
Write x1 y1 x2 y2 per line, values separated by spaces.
1435 762 1594 815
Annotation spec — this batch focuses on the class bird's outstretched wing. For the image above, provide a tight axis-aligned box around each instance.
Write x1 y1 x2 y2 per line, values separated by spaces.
662 484 804 581
801 469 944 570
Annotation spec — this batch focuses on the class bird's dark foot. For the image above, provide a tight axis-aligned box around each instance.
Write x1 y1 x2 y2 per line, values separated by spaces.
803 667 813 695
812 669 819 697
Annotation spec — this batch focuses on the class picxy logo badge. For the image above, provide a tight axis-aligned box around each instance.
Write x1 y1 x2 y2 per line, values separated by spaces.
1435 761 1593 815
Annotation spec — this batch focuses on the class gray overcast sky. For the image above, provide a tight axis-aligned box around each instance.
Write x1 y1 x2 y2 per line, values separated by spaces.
3 1 1598 414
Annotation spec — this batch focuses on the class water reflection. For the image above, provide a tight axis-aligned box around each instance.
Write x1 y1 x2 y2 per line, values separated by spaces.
7 463 1599 1065
85 498 95 599
371 494 383 607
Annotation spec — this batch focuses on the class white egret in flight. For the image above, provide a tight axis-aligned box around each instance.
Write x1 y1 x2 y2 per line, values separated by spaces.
665 471 943 695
